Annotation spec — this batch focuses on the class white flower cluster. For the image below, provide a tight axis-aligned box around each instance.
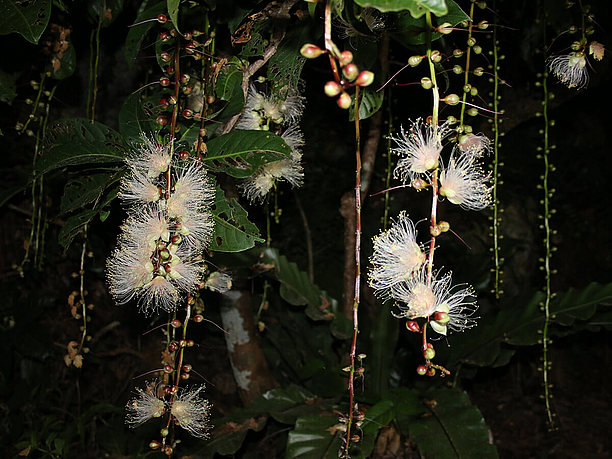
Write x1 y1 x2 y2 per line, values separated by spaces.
236 85 305 202
392 119 492 211
107 137 215 314
368 213 478 336
126 382 211 439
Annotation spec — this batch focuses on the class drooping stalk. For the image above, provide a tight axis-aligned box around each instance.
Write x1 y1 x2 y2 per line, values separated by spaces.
459 2 475 129
491 13 503 299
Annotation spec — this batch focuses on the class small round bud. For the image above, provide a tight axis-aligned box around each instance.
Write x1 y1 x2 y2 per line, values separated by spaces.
571 41 581 51
453 49 464 58
171 319 182 328
182 109 193 119
150 440 162 449
434 311 450 324
427 368 436 377
300 43 323 59
430 226 442 237
473 45 482 54
420 77 432 89
463 84 472 93
424 346 436 360
416 365 428 376
180 73 190 84
339 50 353 66
157 14 167 23
193 314 204 322
182 363 192 372
467 37 476 47
430 50 442 63
324 81 342 97
182 85 192 95
181 372 190 380
467 107 479 116
169 341 178 352
438 22 453 34
342 63 359 81
478 20 489 30
160 52 172 62
470 87 478 96
438 221 450 232
406 320 420 332
408 55 423 67
159 98 169 108
206 94 216 104
453 65 463 74
163 364 174 374
186 339 195 347
412 178 428 190
183 31 192 40
159 76 170 87
156 116 168 126
162 446 173 456
444 94 460 105
337 92 352 109
160 428 169 437
355 70 374 87
568 25 577 34
160 32 171 42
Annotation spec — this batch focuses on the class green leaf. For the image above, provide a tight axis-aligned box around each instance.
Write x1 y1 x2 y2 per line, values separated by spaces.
58 187 118 250
118 92 156 139
60 171 122 215
409 388 498 458
449 282 612 368
0 0 51 44
37 119 126 175
215 57 245 119
349 87 384 122
203 130 291 178
357 400 395 457
286 414 343 458
0 70 18 104
392 0 468 46
125 1 165 65
369 306 399 396
258 385 323 425
167 0 180 33
260 247 337 321
355 0 447 16
211 185 264 252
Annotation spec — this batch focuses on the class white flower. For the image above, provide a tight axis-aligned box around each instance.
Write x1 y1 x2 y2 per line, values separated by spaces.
369 212 426 300
122 206 170 250
547 52 589 89
120 169 161 204
457 133 491 157
439 150 492 211
140 275 179 313
281 124 305 158
171 385 212 439
126 382 166 428
204 271 233 293
241 158 304 202
128 136 172 179
392 119 453 184
236 86 305 130
174 207 214 250
166 162 215 219
166 254 203 292
392 268 478 335
107 242 154 304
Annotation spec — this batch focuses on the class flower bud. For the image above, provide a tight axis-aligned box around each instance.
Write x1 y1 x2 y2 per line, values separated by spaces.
343 63 359 81
160 52 172 62
444 94 460 105
163 364 174 374
412 178 428 190
430 50 442 63
434 311 450 324
156 116 168 126
160 428 169 437
193 314 204 323
339 50 353 66
416 365 428 376
182 109 193 119
160 32 171 42
324 81 342 97
420 77 432 89
171 319 182 328
453 65 463 74
157 14 168 23
159 77 170 87
337 92 351 109
355 71 374 87
408 55 423 67
467 37 476 47
438 221 450 232
438 22 453 34
453 49 464 58
473 45 482 54
427 367 436 377
150 440 162 449
423 346 435 360
406 320 420 332
300 43 323 58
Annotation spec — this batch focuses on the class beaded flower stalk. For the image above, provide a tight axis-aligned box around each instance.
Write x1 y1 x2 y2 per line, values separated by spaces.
369 11 492 377
107 135 217 453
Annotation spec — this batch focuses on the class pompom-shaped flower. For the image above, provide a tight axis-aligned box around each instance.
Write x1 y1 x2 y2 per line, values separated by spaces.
204 271 233 293
140 274 179 313
547 52 589 89
240 157 304 202
392 119 453 184
439 150 492 211
128 136 172 178
126 382 166 428
166 162 215 219
457 133 491 157
171 385 212 439
369 212 426 300
122 206 170 250
392 268 478 335
107 241 154 305
236 85 305 130
120 169 161 204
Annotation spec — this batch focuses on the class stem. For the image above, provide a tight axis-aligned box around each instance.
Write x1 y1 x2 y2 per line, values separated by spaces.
165 42 182 200
324 1 341 82
492 12 502 299
459 2 475 128
90 15 102 123
344 86 362 456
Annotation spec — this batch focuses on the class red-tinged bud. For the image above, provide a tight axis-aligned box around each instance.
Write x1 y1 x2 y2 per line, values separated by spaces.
160 32 171 42
339 50 353 66
169 341 178 351
185 44 195 54
453 48 464 58
206 95 216 104
165 65 175 75
160 52 172 62
171 235 182 244
171 319 182 328
156 116 168 126
157 14 167 23
421 77 432 89
193 314 204 323
182 85 192 95
182 363 192 372
351 435 360 443
199 128 207 137
162 445 173 456
180 73 190 84
416 365 427 376
150 440 162 449
183 31 192 40
168 95 177 105
427 368 436 377
430 50 442 63
444 93 460 105
324 81 342 97
424 346 435 360
406 320 420 332
179 339 187 347
160 98 168 108
182 109 193 119
438 22 453 34
412 178 428 190
181 372 190 380
300 43 323 58
343 63 359 81
430 225 442 237
186 339 195 347
159 76 170 87
355 70 374 87
160 428 169 437
163 364 174 374
337 92 351 109
434 311 450 324
179 150 190 159
438 221 450 232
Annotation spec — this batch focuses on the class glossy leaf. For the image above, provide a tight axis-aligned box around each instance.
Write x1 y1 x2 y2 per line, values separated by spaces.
211 185 264 252
0 0 51 44
357 400 395 457
167 0 180 33
354 0 447 16
260 247 337 321
285 414 343 458
125 1 165 65
215 57 245 119
118 92 156 139
349 86 384 122
409 388 497 458
203 130 291 178
60 171 122 215
36 119 126 175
